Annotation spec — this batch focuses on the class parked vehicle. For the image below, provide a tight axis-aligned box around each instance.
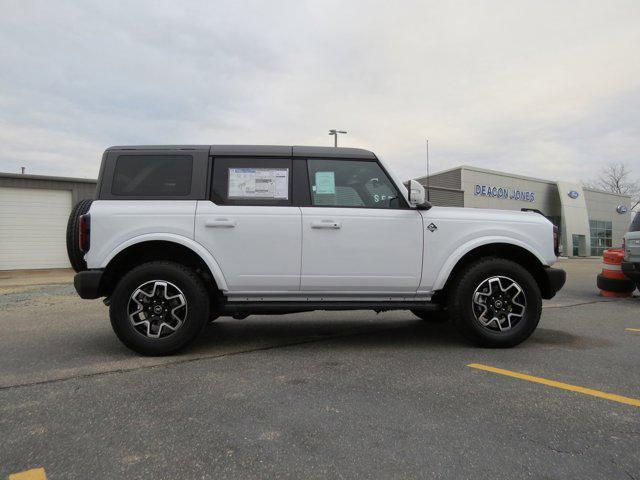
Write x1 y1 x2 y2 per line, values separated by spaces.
622 211 640 291
68 145 565 355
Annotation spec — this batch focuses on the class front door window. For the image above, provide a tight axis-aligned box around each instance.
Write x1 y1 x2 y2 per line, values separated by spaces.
307 159 403 209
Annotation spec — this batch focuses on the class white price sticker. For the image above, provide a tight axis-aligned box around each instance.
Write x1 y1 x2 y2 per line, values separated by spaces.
228 168 289 199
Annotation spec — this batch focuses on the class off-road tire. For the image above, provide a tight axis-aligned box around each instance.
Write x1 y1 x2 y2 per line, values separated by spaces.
447 257 542 347
66 199 93 272
109 261 210 356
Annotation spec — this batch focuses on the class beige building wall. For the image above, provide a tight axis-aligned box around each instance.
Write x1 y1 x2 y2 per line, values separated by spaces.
460 167 561 221
556 182 590 256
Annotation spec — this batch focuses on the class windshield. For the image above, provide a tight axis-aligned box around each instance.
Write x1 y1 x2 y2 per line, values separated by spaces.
630 212 640 232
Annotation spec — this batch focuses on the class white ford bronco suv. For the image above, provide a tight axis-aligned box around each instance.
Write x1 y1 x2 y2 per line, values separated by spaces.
69 145 565 355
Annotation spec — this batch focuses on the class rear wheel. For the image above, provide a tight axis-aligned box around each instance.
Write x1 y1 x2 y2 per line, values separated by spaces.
447 257 542 347
109 261 210 355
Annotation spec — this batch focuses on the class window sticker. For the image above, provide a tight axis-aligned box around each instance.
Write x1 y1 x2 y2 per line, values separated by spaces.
228 168 289 199
315 171 335 195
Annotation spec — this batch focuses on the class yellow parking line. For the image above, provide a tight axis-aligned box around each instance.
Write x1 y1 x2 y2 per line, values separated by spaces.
8 468 47 480
467 363 640 408
626 328 640 332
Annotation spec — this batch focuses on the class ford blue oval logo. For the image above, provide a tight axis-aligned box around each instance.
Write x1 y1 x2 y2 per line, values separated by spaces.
617 204 628 214
568 190 579 199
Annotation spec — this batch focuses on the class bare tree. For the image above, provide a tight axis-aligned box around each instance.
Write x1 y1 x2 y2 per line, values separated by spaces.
584 161 640 211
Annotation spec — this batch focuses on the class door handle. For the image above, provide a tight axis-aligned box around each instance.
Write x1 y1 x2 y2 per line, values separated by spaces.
310 220 341 229
205 218 237 228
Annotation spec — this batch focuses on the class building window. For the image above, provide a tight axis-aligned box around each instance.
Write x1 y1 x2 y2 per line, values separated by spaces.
589 219 612 256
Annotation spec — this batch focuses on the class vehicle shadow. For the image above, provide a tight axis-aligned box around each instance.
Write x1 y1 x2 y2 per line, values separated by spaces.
188 314 585 354
190 315 461 353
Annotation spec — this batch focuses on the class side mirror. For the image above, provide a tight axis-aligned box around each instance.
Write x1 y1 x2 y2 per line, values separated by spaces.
407 179 431 210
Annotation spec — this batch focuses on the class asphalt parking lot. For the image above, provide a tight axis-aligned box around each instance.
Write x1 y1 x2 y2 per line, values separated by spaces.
1 258 639 479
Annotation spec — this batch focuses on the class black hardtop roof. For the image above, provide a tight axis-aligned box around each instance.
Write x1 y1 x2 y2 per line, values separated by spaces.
105 145 377 159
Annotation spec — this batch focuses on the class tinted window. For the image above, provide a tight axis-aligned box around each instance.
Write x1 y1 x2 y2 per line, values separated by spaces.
211 158 292 206
630 212 640 232
112 155 193 196
307 159 402 208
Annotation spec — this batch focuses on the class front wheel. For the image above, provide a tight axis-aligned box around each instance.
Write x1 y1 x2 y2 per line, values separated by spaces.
447 258 542 347
109 261 210 355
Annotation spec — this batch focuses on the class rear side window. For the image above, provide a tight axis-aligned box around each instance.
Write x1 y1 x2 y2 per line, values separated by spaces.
112 155 193 196
211 158 292 206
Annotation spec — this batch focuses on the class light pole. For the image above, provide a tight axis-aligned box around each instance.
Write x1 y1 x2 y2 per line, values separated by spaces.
328 129 347 147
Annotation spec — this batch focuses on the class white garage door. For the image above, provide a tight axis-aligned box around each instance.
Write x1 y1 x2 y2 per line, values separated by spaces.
0 187 72 270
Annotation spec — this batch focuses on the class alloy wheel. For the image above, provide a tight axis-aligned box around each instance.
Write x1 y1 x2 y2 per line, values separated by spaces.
471 276 526 332
127 280 187 338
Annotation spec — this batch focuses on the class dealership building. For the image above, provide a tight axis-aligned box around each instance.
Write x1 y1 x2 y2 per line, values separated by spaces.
417 165 632 257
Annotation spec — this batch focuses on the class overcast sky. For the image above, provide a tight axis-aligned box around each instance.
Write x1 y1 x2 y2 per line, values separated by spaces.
1 0 639 182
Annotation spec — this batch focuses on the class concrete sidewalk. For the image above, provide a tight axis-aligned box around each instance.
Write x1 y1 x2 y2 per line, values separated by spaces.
0 268 74 288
